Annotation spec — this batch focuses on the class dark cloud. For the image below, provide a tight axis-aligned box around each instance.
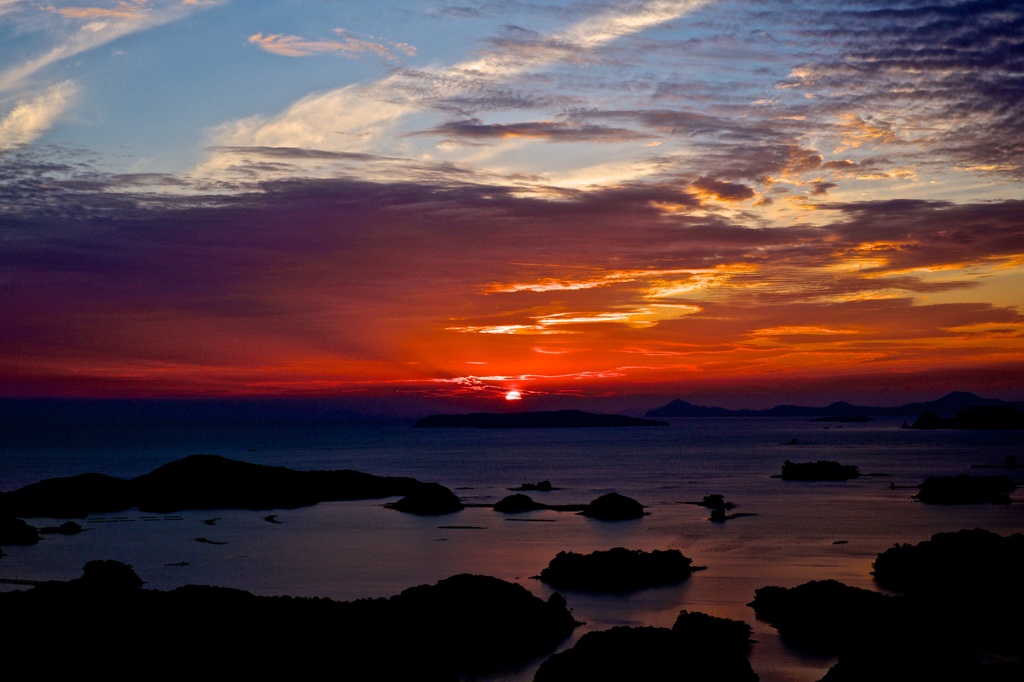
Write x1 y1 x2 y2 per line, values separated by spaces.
821 198 1024 272
588 108 771 141
691 176 755 201
409 118 648 142
786 0 1024 173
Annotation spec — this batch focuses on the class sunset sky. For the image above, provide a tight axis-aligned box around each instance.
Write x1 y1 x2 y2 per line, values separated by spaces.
1 0 1022 412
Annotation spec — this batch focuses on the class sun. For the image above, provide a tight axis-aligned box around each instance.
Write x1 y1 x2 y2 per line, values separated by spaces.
505 389 522 401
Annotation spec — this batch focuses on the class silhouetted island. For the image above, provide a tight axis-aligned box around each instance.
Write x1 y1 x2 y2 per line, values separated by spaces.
907 405 1024 430
385 482 465 515
778 460 861 481
494 493 548 513
534 611 757 681
579 492 646 520
750 529 1024 681
0 454 435 518
0 561 579 679
0 516 39 545
412 410 668 428
508 480 555 491
872 528 1023 592
537 547 699 592
913 474 1017 504
39 520 84 535
686 493 754 521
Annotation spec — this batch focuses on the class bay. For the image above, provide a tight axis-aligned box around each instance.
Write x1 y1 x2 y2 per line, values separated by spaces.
2 416 1021 681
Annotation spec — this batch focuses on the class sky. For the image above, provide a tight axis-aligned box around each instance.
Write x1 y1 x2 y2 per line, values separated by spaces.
0 0 1022 413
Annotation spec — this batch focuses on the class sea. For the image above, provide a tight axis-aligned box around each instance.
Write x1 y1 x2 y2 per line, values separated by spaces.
2 415 1022 681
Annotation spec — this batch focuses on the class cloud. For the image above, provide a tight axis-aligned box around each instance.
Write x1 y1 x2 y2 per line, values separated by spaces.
47 1 152 20
779 1 1024 175
0 161 1021 396
1 1 1021 399
0 81 77 151
249 29 416 61
691 176 755 202
0 0 217 94
199 0 715 179
410 118 647 143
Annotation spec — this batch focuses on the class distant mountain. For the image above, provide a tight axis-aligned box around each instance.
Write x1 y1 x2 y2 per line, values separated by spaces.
414 410 668 428
644 392 1024 419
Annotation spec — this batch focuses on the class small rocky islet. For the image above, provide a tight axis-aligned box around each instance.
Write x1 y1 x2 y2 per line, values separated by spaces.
536 546 702 592
778 459 862 481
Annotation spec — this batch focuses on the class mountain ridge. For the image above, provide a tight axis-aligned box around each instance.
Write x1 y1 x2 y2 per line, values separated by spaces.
644 391 1024 419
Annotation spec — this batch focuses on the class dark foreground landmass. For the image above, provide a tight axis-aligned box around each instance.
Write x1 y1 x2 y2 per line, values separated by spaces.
750 529 1024 681
0 561 578 680
0 454 436 518
534 611 758 682
413 410 668 428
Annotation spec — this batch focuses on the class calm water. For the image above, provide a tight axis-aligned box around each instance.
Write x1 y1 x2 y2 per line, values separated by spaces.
2 417 1022 681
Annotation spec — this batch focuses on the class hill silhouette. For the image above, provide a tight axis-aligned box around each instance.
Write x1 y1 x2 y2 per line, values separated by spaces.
645 391 1022 419
0 454 430 518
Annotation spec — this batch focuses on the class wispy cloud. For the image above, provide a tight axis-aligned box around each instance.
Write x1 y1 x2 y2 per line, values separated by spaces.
0 81 76 150
249 29 416 61
200 0 714 179
47 0 152 20
1 0 217 94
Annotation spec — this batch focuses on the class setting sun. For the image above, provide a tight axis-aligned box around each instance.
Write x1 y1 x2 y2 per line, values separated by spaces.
505 389 523 401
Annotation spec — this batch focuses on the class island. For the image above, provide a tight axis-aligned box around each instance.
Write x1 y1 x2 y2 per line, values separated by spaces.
537 547 700 592
0 516 39 545
685 494 755 521
384 482 465 515
534 611 757 681
778 460 861 481
912 474 1017 504
579 492 646 520
0 454 436 518
0 561 580 679
412 410 668 428
907 405 1024 430
493 493 549 513
750 529 1024 681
